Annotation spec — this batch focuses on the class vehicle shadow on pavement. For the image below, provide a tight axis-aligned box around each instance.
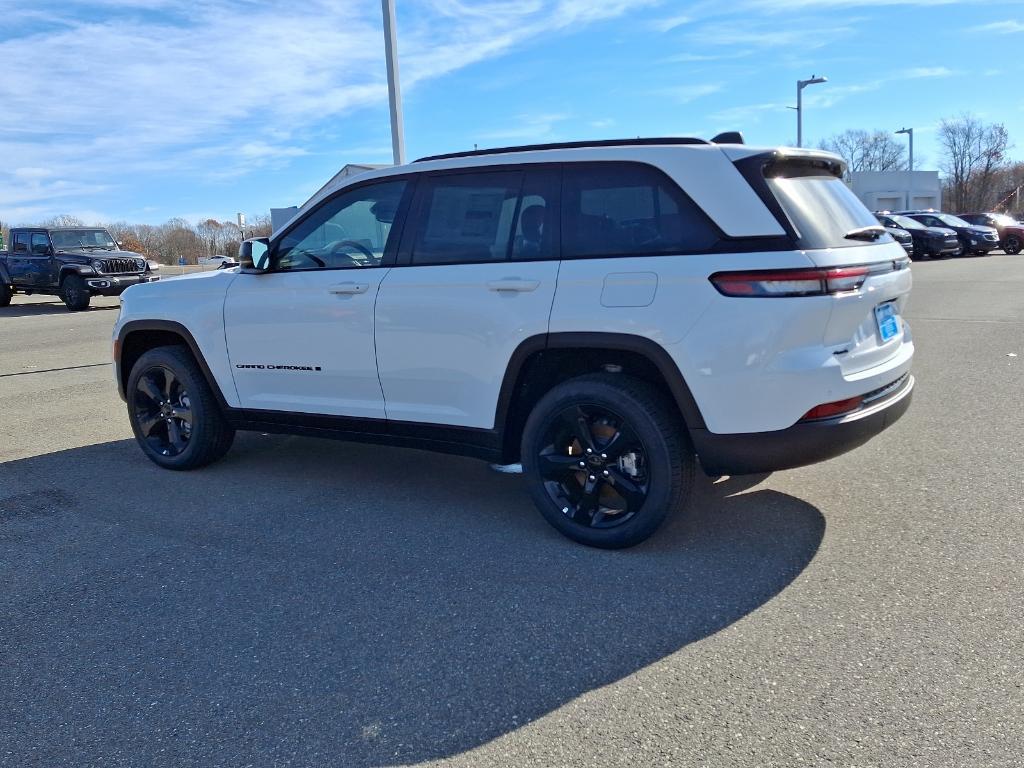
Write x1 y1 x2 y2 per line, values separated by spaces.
0 301 120 318
0 435 824 766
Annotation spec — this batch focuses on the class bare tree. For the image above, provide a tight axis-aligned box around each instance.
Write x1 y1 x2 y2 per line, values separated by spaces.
40 214 85 227
819 129 907 180
938 113 1011 212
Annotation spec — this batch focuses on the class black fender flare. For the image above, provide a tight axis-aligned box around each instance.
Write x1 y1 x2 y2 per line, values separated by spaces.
58 264 96 283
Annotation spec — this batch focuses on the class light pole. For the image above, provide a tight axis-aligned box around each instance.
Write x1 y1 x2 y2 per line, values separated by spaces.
896 127 914 210
796 75 827 148
381 0 406 165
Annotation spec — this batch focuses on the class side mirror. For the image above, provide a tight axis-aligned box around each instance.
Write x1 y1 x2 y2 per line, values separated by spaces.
239 237 271 272
116 240 124 248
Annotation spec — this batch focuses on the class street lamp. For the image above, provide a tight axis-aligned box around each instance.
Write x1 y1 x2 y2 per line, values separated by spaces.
796 75 827 148
381 0 406 165
896 127 914 210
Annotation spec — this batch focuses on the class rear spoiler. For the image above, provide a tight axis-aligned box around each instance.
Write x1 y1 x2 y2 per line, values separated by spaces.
723 147 847 179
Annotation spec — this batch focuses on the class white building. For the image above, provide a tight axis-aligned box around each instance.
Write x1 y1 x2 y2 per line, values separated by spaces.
270 163 391 234
849 170 941 212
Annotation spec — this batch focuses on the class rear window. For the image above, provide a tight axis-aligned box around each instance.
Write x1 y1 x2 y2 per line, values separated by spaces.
562 163 720 258
767 167 890 249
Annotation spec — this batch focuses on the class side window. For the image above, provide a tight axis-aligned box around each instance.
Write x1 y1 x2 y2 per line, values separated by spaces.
411 172 523 265
562 163 719 258
31 233 50 255
510 169 559 261
14 233 29 254
275 179 408 271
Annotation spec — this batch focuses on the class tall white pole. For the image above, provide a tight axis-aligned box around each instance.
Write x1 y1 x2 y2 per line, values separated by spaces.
796 85 803 148
382 0 406 165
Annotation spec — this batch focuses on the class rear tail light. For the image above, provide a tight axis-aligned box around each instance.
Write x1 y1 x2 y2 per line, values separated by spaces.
709 266 870 297
800 395 864 421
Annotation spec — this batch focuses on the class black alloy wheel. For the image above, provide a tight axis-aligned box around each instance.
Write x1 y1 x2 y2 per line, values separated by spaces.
522 373 694 548
1004 235 1022 255
536 404 650 530
60 274 90 311
134 365 194 457
0 283 12 307
127 345 235 470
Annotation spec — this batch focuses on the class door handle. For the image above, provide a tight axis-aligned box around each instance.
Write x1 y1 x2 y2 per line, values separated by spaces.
328 282 369 295
487 278 540 292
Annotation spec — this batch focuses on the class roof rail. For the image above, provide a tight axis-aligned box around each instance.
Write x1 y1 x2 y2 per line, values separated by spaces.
414 137 710 163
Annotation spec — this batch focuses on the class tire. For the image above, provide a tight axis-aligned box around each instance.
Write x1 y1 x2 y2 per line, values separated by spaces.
59 274 91 311
127 345 235 470
1004 236 1022 255
521 373 695 549
0 283 11 307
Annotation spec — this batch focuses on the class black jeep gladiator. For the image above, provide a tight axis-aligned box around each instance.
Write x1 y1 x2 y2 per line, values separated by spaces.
0 227 156 311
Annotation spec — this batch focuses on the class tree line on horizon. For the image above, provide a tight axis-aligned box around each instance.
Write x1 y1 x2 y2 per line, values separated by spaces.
819 112 1023 214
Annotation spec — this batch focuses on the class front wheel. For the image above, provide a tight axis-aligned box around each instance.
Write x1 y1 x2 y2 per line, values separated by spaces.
127 345 235 470
1004 236 1022 255
521 374 694 548
60 274 91 311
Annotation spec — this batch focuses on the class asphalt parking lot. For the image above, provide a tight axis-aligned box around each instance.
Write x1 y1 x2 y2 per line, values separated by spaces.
1 256 1021 767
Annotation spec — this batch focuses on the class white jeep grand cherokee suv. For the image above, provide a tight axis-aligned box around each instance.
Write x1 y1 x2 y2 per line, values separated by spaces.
114 136 914 548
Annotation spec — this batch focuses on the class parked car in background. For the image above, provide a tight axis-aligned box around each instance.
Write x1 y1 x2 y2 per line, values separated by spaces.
876 216 915 258
0 226 156 310
901 211 1000 256
199 255 233 266
875 213 959 259
959 212 1024 255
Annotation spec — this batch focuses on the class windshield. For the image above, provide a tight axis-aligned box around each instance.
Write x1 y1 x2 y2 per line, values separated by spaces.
767 170 889 248
991 213 1019 226
935 214 970 228
889 215 925 230
50 229 117 249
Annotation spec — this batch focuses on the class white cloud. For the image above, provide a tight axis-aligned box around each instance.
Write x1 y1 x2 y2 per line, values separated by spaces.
652 13 692 32
479 113 571 141
971 20 1024 33
0 0 654 221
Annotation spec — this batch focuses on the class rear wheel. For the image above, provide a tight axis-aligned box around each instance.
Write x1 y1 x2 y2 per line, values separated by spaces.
521 374 694 548
127 345 235 470
0 283 11 307
60 274 90 311
1004 235 1022 255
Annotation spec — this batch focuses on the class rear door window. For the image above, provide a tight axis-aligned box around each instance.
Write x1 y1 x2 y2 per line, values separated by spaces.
562 163 719 258
766 163 891 248
411 171 523 265
14 233 30 253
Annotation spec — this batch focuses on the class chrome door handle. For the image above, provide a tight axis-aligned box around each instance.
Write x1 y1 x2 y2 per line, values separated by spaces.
328 282 369 295
487 278 540 292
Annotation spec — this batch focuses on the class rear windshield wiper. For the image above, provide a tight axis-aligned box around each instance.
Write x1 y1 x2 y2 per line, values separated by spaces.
844 225 887 242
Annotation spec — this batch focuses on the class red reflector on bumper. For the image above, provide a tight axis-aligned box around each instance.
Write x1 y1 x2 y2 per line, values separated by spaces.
800 395 864 421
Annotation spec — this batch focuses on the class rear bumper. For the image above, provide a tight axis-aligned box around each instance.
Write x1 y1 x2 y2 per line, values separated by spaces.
690 374 914 476
86 274 157 295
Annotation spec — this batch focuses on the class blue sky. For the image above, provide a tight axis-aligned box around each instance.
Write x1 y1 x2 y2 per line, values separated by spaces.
2 0 1023 225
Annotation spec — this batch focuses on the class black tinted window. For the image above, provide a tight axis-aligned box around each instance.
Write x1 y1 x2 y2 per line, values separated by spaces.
14 234 29 253
562 163 719 258
412 172 523 265
31 233 50 255
511 169 558 261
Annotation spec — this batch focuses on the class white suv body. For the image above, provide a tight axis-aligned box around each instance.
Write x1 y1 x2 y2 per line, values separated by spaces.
114 137 914 547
